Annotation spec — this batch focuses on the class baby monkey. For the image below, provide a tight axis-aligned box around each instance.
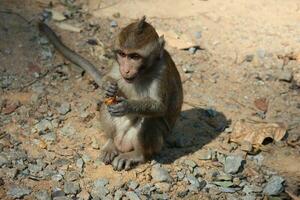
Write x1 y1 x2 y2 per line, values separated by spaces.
39 16 183 170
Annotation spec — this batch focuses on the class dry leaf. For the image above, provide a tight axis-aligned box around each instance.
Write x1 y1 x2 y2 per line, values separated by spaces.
157 30 199 50
55 22 82 32
230 120 287 149
254 98 268 112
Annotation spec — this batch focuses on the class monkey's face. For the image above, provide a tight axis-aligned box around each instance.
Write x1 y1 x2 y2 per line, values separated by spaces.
116 49 144 83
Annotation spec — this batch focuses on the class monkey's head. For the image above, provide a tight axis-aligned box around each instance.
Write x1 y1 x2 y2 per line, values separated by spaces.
114 16 165 83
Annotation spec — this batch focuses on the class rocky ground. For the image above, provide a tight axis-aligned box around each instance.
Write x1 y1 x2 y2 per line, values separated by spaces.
0 0 300 200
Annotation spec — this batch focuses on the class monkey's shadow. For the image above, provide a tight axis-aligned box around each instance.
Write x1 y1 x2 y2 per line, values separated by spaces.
155 108 230 164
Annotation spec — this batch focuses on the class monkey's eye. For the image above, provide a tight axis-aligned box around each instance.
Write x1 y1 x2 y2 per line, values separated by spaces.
117 51 126 58
129 53 142 60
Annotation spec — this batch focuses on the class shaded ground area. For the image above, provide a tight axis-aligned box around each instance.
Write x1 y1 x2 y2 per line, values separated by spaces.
0 0 300 199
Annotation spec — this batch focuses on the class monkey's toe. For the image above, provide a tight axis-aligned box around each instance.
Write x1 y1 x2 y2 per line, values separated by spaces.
112 152 144 171
100 150 118 165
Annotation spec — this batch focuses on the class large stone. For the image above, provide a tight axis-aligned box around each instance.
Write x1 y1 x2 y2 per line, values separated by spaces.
151 165 172 183
263 176 285 196
224 155 244 174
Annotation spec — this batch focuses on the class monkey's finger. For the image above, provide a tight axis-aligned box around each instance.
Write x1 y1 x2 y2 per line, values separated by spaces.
117 158 125 171
124 160 132 170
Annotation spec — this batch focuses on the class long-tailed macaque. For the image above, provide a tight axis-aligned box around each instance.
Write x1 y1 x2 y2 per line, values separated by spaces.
39 16 183 170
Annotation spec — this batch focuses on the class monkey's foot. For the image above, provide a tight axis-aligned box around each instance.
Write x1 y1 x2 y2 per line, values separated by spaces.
112 151 145 171
100 140 119 164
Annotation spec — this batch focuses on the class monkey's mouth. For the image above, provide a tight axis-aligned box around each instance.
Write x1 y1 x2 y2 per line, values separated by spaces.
123 76 136 83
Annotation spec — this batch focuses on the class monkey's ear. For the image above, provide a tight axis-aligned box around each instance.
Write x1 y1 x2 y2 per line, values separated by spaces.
158 35 165 58
137 16 146 34
158 35 165 48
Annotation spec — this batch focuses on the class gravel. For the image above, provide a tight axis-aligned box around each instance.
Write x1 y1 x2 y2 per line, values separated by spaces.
263 176 285 195
7 185 32 199
57 102 71 115
64 181 81 194
224 155 244 174
35 190 51 200
151 165 173 183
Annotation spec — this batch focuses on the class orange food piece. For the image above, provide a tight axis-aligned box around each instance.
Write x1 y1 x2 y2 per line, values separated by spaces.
104 97 117 105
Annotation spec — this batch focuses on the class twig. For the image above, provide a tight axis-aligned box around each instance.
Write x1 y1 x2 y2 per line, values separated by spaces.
0 10 30 24
286 190 300 200
18 65 61 91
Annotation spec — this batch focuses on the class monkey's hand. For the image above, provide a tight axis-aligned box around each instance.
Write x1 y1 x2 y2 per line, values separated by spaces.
105 82 118 97
107 97 130 117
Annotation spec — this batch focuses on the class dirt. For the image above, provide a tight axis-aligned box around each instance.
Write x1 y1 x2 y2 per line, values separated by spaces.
0 0 300 199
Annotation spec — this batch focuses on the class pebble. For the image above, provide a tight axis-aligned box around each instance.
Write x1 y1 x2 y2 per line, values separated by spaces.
189 47 197 54
77 190 91 200
224 155 244 174
126 191 140 200
28 163 43 174
245 54 254 62
182 64 195 73
186 174 200 188
110 20 118 27
94 178 109 188
91 137 100 149
114 189 124 200
35 119 53 133
193 167 203 177
184 159 197 168
198 150 213 160
278 70 293 82
35 190 51 200
0 153 10 166
52 188 65 198
64 181 81 194
263 176 285 195
247 154 264 166
52 174 63 182
59 123 76 136
41 132 57 142
128 181 139 190
76 158 84 170
151 165 172 183
177 189 189 198
194 31 202 39
65 171 80 181
242 195 256 200
91 187 109 199
57 102 71 115
155 182 171 193
7 185 32 199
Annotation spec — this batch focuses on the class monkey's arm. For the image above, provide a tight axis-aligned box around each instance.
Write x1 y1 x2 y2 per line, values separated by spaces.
108 97 167 117
38 22 103 86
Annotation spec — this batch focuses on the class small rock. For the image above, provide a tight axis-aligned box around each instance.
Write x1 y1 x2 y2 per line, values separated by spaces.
57 102 71 115
114 189 124 200
76 158 84 170
82 154 91 163
184 159 197 168
242 195 256 200
7 185 32 199
91 187 109 199
151 165 172 183
155 182 171 193
177 171 185 181
41 132 57 142
257 49 265 59
245 54 254 62
7 168 18 179
59 123 76 136
113 12 121 18
77 190 91 200
193 167 203 177
186 175 200 188
247 154 264 166
177 189 189 198
94 178 109 188
224 155 244 174
188 47 197 54
65 171 80 181
64 181 81 194
35 119 53 133
128 181 139 190
56 22 82 32
0 153 10 166
198 150 213 160
182 64 194 73
263 176 285 196
91 137 100 149
194 31 202 39
52 188 65 198
35 190 51 200
50 10 66 21
278 71 293 82
52 174 63 182
213 181 234 188
240 141 252 152
126 191 140 200
110 20 118 27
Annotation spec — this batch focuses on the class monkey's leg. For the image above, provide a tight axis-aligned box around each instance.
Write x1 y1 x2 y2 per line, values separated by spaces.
112 118 167 171
99 105 119 164
101 138 119 164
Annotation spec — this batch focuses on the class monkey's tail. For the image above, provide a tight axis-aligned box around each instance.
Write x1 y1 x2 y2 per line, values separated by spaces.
38 22 103 86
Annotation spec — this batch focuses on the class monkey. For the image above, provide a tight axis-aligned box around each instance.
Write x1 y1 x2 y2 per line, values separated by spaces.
38 16 183 171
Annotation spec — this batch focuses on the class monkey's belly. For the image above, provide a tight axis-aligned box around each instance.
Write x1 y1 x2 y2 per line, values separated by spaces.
113 116 141 153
